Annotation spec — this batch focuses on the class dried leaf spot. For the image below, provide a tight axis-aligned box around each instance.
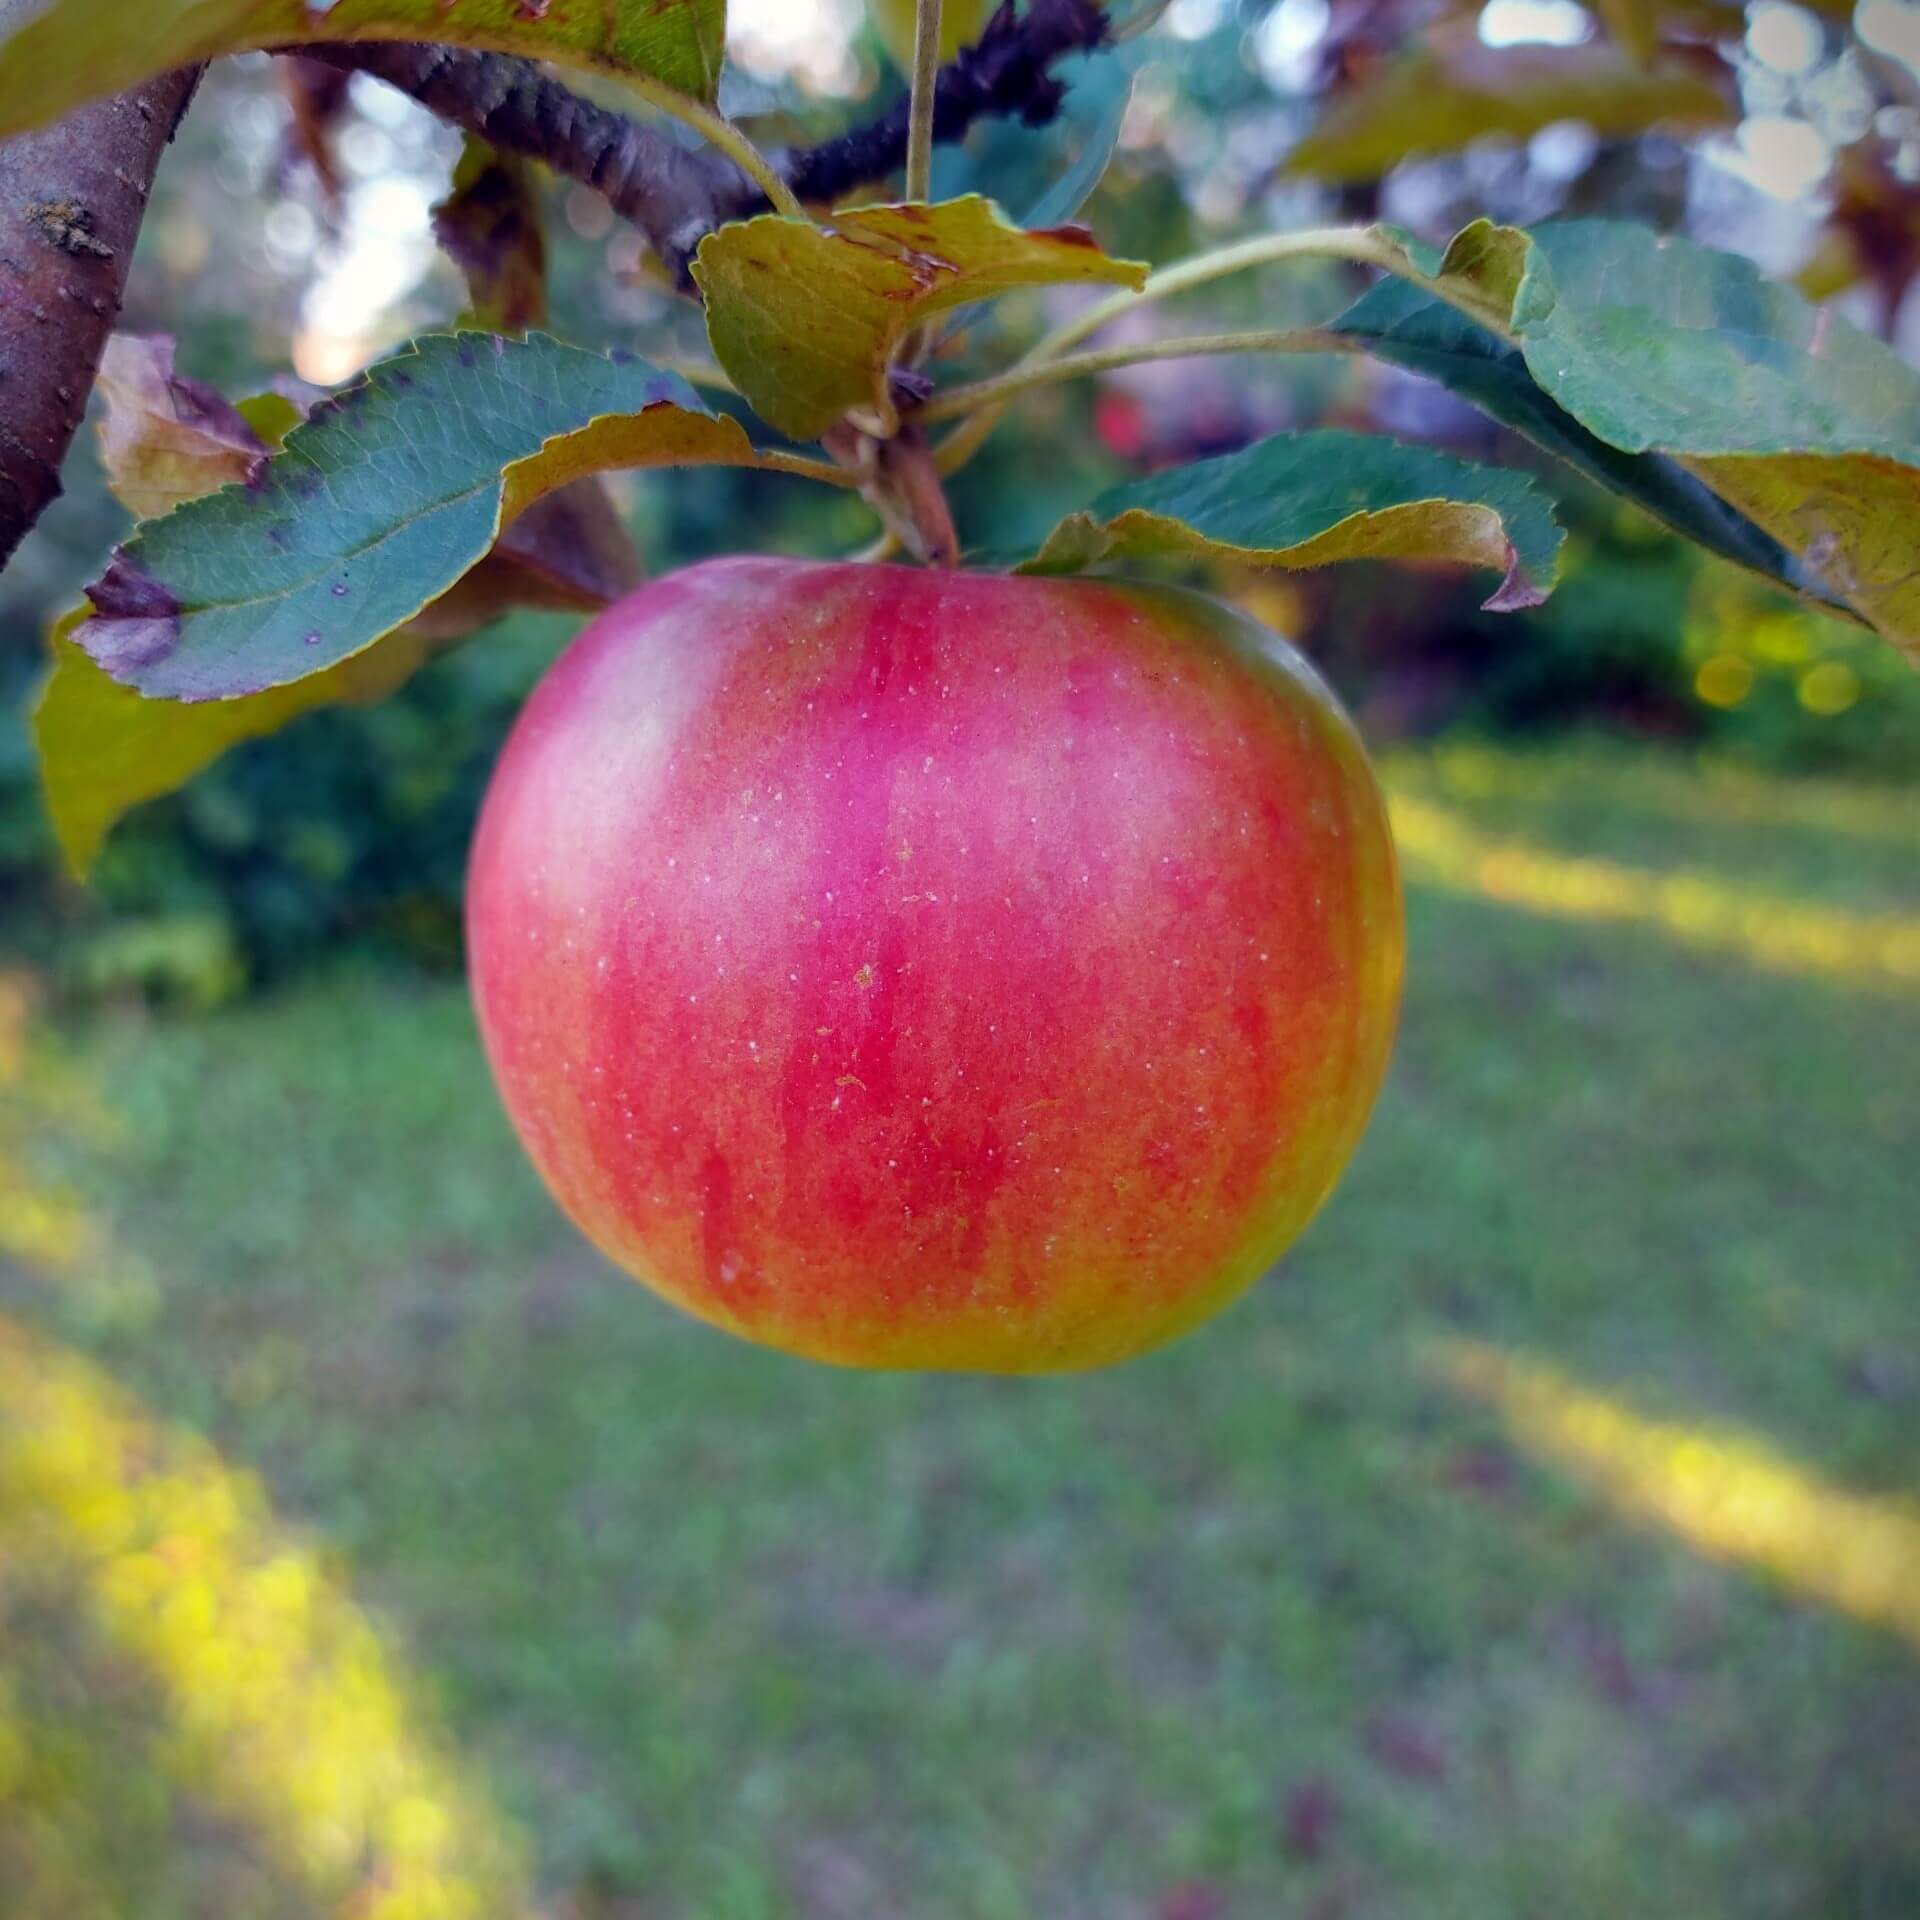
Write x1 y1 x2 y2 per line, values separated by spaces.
77 553 182 677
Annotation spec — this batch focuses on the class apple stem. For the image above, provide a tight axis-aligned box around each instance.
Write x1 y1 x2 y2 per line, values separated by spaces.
881 427 962 567
826 422 961 567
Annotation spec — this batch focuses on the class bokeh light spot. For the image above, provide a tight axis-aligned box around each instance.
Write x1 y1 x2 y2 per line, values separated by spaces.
1797 660 1860 715
1695 653 1755 708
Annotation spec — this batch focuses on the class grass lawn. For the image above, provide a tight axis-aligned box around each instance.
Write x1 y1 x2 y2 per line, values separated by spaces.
2 741 1917 1920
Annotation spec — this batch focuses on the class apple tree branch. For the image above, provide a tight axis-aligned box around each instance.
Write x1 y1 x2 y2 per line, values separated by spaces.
0 54 198 568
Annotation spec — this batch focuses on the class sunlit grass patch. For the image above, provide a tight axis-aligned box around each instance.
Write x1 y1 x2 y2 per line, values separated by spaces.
0 1315 530 1919
1385 787 1920 992
1405 740 1920 848
1435 1340 1920 1650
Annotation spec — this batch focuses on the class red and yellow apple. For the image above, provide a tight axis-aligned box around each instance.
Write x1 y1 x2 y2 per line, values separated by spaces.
467 559 1402 1371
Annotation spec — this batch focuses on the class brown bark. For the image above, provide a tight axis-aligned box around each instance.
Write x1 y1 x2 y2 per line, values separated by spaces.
309 42 740 275
0 63 198 569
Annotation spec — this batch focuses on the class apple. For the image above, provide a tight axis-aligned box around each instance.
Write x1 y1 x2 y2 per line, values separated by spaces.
870 0 992 72
467 558 1403 1372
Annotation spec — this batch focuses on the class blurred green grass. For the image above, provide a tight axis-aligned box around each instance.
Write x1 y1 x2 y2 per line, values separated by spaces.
2 742 1917 1920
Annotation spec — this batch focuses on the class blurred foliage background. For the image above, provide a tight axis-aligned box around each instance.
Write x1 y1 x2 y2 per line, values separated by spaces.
0 3 1917 1916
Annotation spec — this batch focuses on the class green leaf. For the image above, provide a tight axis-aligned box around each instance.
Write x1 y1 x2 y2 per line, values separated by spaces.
433 138 549 336
0 0 726 137
1283 41 1732 184
932 49 1135 232
693 196 1147 440
1332 277 1807 590
231 349 641 631
1412 219 1920 660
40 338 643 875
1014 430 1564 611
406 477 642 640
70 332 769 703
34 610 441 879
1018 53 1134 232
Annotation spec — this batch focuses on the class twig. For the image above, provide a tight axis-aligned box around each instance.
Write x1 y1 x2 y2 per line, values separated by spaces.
824 421 958 564
905 0 945 204
1021 226 1429 365
0 58 198 570
1110 0 1176 40
620 76 806 224
933 225 1415 473
917 328 1360 423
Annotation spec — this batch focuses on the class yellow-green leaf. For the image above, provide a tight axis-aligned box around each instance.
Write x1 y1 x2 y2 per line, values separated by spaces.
35 610 437 878
1687 452 1920 663
693 196 1147 440
0 0 726 138
235 390 312 449
1284 40 1733 184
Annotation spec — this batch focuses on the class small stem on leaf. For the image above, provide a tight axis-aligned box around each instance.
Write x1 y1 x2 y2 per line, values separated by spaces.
895 0 947 373
918 328 1359 424
905 0 945 205
1032 226 1417 364
932 224 1418 475
757 449 867 488
627 75 811 224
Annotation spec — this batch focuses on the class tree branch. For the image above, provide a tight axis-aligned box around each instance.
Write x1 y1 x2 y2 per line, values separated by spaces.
0 64 198 569
318 0 1111 276
308 42 743 272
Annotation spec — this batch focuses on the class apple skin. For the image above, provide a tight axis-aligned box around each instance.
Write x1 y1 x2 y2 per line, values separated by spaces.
467 558 1403 1372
